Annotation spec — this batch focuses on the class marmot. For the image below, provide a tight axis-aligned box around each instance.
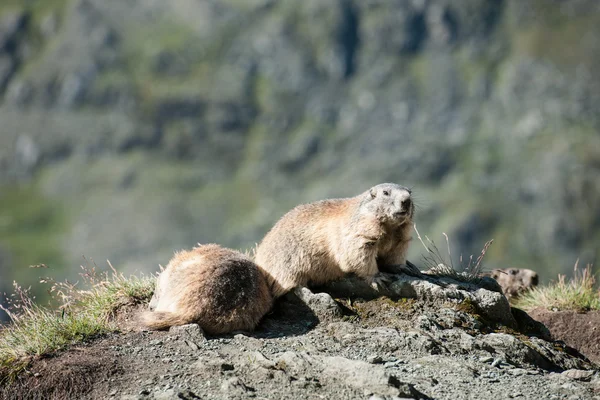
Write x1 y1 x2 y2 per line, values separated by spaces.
255 183 418 298
488 268 539 299
141 244 274 334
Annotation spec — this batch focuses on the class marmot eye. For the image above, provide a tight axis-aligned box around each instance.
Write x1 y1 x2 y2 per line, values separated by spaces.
383 190 390 196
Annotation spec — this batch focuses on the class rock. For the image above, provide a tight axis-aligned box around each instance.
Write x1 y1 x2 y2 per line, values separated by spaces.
490 358 505 368
508 368 528 376
220 377 253 394
169 324 206 346
194 355 234 374
246 351 277 370
321 273 516 327
526 337 593 371
474 333 593 371
273 351 315 377
184 340 199 351
367 355 384 364
291 287 343 320
562 369 596 381
320 356 427 398
476 276 504 294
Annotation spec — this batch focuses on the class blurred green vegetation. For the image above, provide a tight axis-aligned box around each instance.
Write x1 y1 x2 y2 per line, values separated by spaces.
1 0 600 305
0 0 68 21
0 183 67 290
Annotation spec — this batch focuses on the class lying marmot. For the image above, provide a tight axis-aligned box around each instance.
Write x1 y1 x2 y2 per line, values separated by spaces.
141 244 273 334
255 183 418 297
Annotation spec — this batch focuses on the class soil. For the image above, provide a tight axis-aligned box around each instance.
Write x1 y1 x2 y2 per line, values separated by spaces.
528 308 600 365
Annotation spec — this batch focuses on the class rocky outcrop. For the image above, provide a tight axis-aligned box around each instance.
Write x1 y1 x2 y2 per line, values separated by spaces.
318 273 516 327
3 276 597 400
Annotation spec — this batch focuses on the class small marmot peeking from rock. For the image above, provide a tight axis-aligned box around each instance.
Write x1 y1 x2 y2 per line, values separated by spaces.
488 268 539 299
141 244 274 334
255 183 419 298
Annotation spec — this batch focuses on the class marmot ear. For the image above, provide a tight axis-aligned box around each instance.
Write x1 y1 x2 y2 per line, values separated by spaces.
369 188 377 199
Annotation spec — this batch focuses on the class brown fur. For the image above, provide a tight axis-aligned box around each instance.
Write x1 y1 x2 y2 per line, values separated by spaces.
255 183 416 298
142 244 274 334
488 268 539 299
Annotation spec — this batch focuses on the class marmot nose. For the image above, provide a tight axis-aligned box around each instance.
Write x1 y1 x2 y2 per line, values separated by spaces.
401 199 412 210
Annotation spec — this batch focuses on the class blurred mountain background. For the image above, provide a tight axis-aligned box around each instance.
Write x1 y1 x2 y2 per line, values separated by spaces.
1 0 599 318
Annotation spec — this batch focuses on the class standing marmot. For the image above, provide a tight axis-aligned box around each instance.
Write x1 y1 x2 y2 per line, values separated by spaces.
255 183 417 298
141 244 274 334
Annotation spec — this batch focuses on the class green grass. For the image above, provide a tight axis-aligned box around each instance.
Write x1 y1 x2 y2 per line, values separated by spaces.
0 263 155 383
514 263 600 312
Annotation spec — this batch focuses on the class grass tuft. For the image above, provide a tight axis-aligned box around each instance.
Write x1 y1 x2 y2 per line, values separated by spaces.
514 262 600 312
414 225 493 284
0 260 155 383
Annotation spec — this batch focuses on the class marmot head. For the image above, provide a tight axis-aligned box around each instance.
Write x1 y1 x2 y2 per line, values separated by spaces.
362 183 414 226
489 268 539 298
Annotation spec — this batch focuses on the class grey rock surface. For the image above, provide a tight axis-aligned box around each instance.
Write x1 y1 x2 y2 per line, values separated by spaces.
319 273 516 327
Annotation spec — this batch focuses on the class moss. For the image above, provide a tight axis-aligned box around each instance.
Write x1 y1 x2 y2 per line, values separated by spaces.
494 325 532 343
451 299 492 332
453 298 479 317
380 297 416 310
340 315 359 323
350 297 416 323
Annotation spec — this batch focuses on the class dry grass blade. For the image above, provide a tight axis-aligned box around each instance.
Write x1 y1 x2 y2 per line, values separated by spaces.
414 224 493 284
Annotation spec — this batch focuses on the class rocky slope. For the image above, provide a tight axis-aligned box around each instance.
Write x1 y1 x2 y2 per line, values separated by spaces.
3 273 599 400
1 0 600 307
